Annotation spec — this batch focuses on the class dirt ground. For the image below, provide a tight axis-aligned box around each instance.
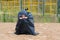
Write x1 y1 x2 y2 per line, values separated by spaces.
0 23 60 40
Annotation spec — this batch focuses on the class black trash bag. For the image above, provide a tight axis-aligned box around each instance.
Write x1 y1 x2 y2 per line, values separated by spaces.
15 10 37 35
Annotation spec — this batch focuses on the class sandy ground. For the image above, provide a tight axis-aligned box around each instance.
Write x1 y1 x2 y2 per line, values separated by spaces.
0 23 60 40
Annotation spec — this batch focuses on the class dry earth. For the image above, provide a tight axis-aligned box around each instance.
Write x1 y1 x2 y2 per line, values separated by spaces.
0 23 60 40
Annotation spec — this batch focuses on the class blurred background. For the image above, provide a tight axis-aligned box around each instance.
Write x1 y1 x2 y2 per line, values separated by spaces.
0 0 60 23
